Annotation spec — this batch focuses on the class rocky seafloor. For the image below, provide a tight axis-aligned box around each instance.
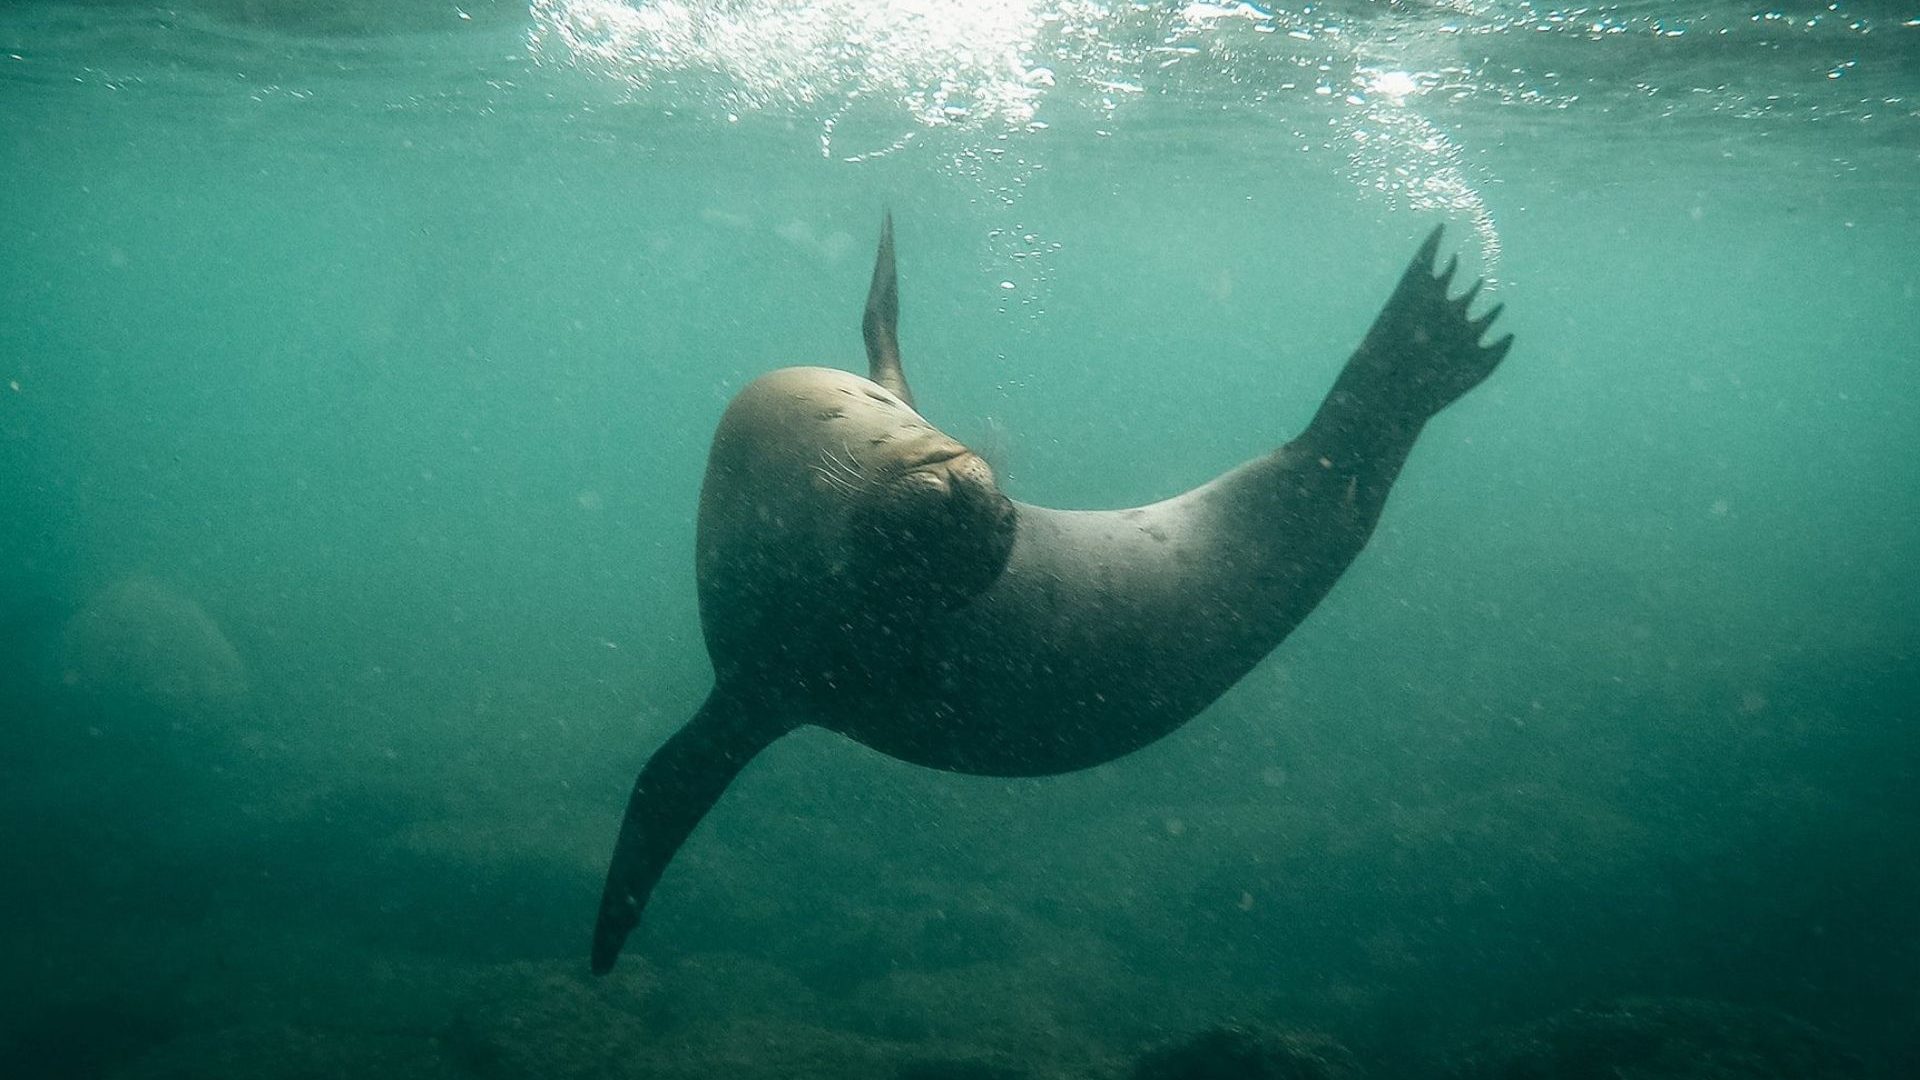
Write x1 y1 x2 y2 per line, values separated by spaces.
2 729 1905 1080
2 576 1912 1079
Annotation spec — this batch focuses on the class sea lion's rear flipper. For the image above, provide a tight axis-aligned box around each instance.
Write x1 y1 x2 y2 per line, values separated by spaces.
1323 225 1515 428
590 692 786 974
862 211 914 409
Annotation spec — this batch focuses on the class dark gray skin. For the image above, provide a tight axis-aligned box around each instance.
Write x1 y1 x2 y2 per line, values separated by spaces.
591 214 1514 974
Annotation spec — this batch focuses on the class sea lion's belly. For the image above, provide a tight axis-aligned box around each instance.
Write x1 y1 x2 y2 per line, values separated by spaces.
823 499 1264 777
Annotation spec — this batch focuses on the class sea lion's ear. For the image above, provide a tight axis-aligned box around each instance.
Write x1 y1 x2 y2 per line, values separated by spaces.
862 211 914 409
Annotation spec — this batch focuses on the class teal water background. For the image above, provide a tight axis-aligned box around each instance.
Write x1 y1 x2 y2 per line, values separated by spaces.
2 2 1916 1078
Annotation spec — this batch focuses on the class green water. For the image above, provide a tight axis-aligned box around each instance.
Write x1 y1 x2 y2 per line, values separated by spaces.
2 2 1916 1078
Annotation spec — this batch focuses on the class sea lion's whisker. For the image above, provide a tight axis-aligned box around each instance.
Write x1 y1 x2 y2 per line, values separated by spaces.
832 444 871 486
814 446 870 494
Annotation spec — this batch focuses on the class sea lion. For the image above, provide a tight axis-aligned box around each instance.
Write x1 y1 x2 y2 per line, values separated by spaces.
592 214 1513 973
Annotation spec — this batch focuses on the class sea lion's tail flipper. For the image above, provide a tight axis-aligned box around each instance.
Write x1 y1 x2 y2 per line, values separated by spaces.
590 692 786 974
1331 225 1515 426
862 211 914 409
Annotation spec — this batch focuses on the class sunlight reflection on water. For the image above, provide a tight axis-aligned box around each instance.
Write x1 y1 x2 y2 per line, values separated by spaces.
528 1 1536 273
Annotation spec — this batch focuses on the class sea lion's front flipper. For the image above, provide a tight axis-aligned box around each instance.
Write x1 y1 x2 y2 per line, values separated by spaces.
862 212 914 409
1322 225 1515 430
591 692 787 974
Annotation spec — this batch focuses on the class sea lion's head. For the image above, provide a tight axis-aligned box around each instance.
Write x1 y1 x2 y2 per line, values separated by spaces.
697 367 1016 656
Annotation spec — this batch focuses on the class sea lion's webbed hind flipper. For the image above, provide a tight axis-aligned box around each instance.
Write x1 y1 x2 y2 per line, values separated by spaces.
590 691 788 974
862 211 914 409
1312 225 1515 442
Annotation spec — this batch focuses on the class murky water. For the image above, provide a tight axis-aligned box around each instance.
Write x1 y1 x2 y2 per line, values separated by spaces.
2 3 1916 1078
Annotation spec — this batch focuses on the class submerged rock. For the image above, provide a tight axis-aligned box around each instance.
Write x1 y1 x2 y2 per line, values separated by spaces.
444 956 1108 1080
1130 1025 1364 1080
1444 997 1869 1080
443 959 665 1080
58 576 250 729
895 1057 1029 1080
114 1022 460 1080
0 994 182 1080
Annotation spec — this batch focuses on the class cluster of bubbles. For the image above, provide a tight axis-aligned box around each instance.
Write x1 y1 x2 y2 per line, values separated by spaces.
527 1 1525 277
520 0 1914 297
527 0 1065 142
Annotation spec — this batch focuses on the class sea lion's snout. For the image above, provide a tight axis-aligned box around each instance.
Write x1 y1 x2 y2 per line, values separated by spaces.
844 448 1015 609
907 448 980 494
944 453 1016 534
928 451 1017 605
917 452 1015 542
